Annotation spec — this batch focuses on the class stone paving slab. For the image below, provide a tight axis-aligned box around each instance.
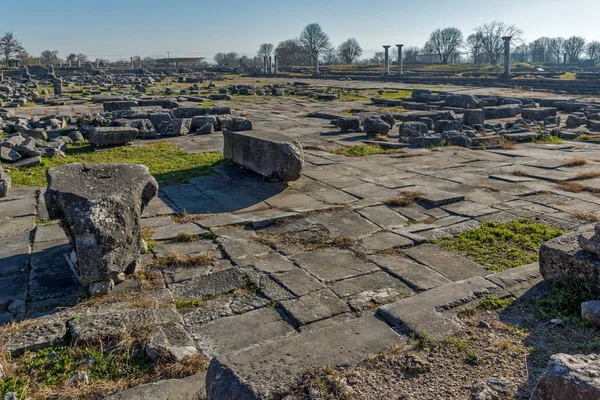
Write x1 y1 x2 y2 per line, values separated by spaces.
151 223 207 241
305 209 379 239
0 233 32 277
193 307 295 358
205 314 403 399
403 244 489 282
412 186 465 207
103 372 206 400
328 271 414 299
272 268 326 297
357 205 409 229
0 216 36 238
485 263 542 297
291 249 379 283
368 254 453 291
0 198 37 218
280 288 350 326
169 269 247 300
356 231 414 253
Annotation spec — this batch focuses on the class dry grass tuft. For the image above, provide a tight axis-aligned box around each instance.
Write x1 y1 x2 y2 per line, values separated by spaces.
556 181 600 194
571 211 600 223
476 184 500 192
171 211 208 224
153 252 216 267
155 353 210 380
384 190 425 207
569 171 600 181
513 169 527 177
332 236 355 249
561 158 588 167
175 232 202 242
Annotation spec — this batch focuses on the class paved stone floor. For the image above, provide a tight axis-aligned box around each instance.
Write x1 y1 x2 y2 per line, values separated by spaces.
3 83 600 397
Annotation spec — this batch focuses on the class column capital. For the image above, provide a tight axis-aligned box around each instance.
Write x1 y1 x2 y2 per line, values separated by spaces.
396 44 404 48
502 36 512 41
383 45 391 49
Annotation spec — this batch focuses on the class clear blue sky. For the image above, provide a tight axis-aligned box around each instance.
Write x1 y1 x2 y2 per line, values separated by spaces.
1 0 599 61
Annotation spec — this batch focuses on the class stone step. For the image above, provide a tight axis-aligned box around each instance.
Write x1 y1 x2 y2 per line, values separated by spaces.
205 314 403 399
103 372 206 400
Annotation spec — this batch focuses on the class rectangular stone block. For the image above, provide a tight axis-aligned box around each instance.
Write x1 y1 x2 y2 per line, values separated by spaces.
539 230 600 284
88 127 138 147
103 101 139 112
521 107 557 121
223 130 304 182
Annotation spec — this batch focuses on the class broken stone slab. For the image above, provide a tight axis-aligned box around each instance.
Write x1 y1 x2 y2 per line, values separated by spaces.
540 230 600 284
3 318 67 356
145 322 198 362
103 101 139 112
377 276 505 342
483 104 522 119
217 115 252 131
531 353 600 400
89 127 138 147
521 107 557 121
403 244 488 282
160 118 192 136
486 263 542 297
223 130 304 182
0 168 10 198
280 288 350 326
336 117 361 132
463 109 485 126
412 186 465 207
205 314 403 399
579 227 600 257
45 163 158 294
103 372 206 400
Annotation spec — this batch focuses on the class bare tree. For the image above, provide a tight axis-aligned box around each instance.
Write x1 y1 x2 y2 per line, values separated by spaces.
474 21 522 64
403 47 421 64
67 53 78 63
564 36 586 62
257 43 274 59
466 33 484 64
0 31 25 62
275 38 306 67
425 27 463 64
512 44 529 62
77 53 88 63
337 38 362 64
548 37 565 64
529 37 552 62
370 52 385 64
586 41 600 61
299 23 331 63
40 50 60 64
214 52 239 66
322 45 338 64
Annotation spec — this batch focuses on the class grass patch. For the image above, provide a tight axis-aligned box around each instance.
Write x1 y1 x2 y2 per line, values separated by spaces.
171 211 208 224
559 72 577 80
174 298 205 309
535 278 600 327
433 219 564 272
571 211 600 223
480 296 513 310
383 190 425 207
4 141 225 187
532 135 564 145
332 144 405 157
174 232 203 242
570 171 600 181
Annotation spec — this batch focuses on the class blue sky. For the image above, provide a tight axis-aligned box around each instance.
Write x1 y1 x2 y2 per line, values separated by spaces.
1 0 599 61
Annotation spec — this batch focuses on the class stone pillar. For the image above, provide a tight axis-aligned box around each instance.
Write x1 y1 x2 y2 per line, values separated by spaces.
314 52 320 74
69 60 72 67
175 60 179 72
78 60 81 68
130 57 134 69
396 44 404 75
38 58 41 66
96 59 100 68
139 58 142 68
502 36 512 78
53 78 62 96
274 55 278 74
263 56 267 73
268 56 272 74
383 45 391 74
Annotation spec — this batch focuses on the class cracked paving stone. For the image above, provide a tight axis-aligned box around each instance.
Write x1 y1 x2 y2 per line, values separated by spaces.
3 317 68 356
306 209 379 239
356 231 414 253
183 292 269 326
368 254 453 291
328 271 414 299
169 269 247 300
291 249 379 283
280 288 349 326
272 267 325 297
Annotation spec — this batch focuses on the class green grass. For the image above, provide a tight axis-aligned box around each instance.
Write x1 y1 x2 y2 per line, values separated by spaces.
0 346 153 399
480 296 513 310
536 279 600 327
332 144 405 157
379 89 413 99
4 141 226 187
433 219 564 272
532 134 564 145
559 72 577 80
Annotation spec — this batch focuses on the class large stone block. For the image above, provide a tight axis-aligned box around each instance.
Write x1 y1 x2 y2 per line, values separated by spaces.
444 94 480 109
0 168 10 198
521 107 557 121
103 101 139 112
483 104 522 119
531 354 600 400
223 131 304 182
539 231 600 284
88 127 138 147
45 163 158 294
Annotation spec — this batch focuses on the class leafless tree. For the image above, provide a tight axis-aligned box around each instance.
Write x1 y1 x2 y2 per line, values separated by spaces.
370 52 385 64
529 37 552 62
214 52 239 66
299 23 331 63
586 41 600 61
337 38 362 64
425 27 463 64
474 21 523 64
77 53 88 63
466 33 484 64
548 37 565 64
564 36 586 62
0 31 25 62
257 43 274 59
67 53 78 63
275 38 306 67
403 47 421 64
40 50 60 64
322 45 338 64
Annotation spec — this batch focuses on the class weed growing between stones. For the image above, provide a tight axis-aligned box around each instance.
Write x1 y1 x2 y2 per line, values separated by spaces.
4 141 225 187
570 171 600 181
433 219 564 272
152 253 216 267
561 157 588 167
535 278 600 327
332 145 406 157
480 296 513 310
383 190 425 207
571 211 600 223
556 181 600 194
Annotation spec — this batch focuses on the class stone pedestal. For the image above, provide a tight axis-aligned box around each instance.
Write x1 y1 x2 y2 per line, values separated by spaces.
383 45 391 74
45 163 159 295
53 79 62 96
396 44 404 75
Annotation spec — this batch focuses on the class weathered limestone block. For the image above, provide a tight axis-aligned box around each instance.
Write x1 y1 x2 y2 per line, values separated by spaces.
145 322 198 362
483 104 522 119
160 118 192 136
521 107 557 121
89 127 138 147
191 115 219 131
223 130 303 182
463 109 485 126
531 354 600 400
45 163 158 294
363 116 390 136
217 115 252 131
0 168 10 198
103 101 139 112
444 94 480 109
539 230 600 284
336 117 361 132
